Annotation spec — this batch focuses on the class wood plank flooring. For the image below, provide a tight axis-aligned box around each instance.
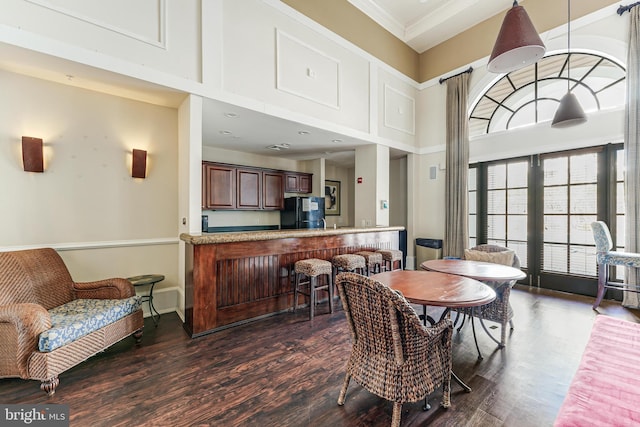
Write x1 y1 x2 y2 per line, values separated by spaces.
1 285 639 427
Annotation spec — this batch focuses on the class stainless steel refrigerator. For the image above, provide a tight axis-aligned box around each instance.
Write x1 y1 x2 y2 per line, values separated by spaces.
280 196 325 229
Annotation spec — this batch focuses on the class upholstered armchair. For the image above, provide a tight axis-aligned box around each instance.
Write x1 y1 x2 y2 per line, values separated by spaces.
335 272 452 427
0 248 144 395
591 221 640 309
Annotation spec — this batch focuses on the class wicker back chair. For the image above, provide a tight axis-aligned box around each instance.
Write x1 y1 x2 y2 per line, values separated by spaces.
335 272 452 427
465 244 521 347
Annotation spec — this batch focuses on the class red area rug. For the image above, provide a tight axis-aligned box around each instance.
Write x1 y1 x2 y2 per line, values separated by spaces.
554 315 640 426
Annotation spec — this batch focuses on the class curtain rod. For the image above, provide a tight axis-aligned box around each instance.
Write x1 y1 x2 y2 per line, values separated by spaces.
439 66 473 84
618 1 640 15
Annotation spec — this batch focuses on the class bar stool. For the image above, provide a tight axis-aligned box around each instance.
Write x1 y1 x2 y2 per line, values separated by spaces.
376 249 404 271
332 254 366 291
293 258 334 320
354 251 383 276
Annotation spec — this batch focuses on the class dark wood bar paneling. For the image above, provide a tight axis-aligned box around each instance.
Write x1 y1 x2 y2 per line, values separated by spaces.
183 229 400 337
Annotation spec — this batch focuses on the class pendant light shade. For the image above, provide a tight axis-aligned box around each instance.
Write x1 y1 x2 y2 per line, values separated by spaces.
488 1 546 73
551 0 586 128
551 92 587 127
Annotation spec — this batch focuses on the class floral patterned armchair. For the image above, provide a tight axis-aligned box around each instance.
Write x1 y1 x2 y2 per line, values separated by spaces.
0 248 144 395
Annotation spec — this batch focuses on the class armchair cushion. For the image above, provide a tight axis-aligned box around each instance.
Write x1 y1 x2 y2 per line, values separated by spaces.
464 248 515 266
39 297 142 352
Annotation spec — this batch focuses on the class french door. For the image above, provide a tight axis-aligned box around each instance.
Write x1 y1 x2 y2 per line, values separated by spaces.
470 144 624 297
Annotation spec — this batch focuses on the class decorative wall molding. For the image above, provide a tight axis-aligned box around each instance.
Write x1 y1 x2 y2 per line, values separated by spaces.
0 237 179 253
24 0 167 49
275 29 341 109
383 84 415 135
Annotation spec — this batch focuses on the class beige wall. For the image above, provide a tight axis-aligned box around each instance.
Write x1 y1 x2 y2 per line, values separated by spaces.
282 0 419 81
0 70 180 313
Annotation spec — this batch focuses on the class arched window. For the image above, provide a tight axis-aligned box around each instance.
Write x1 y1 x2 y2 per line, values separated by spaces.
469 52 626 137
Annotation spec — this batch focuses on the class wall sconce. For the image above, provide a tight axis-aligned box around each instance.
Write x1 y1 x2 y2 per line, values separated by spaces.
488 1 546 73
132 149 147 178
22 136 44 173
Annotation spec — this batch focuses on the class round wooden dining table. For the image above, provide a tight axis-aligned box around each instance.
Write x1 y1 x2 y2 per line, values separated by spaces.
371 270 496 392
420 259 526 283
420 259 526 349
371 270 496 310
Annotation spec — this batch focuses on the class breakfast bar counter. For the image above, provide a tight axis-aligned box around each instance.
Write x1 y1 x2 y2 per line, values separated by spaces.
180 226 404 337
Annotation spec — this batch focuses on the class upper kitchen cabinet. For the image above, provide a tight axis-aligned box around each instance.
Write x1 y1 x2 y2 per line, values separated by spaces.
203 162 284 211
284 172 312 194
263 171 285 210
203 163 236 210
220 0 370 135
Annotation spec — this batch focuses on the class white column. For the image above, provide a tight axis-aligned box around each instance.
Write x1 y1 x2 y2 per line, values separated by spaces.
354 144 389 227
177 94 202 320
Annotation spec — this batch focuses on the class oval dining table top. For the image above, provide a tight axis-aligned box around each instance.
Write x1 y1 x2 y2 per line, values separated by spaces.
371 270 496 308
420 259 526 282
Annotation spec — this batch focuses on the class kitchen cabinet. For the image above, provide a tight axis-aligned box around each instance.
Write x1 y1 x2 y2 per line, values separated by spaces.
202 163 236 209
203 162 284 210
284 172 312 193
237 168 261 209
263 171 285 209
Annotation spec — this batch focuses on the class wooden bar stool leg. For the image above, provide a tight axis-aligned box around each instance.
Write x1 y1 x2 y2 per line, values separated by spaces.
328 274 334 314
309 276 316 320
293 272 300 313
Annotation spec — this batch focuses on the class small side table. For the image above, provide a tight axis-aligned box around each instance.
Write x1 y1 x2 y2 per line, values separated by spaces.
128 274 164 326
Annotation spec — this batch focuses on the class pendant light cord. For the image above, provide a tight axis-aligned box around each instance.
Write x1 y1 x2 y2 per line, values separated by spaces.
567 0 571 93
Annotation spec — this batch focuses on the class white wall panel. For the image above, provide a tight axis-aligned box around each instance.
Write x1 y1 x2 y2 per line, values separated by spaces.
383 84 415 135
276 30 340 109
378 69 416 145
25 0 165 47
1 0 200 81
222 0 369 133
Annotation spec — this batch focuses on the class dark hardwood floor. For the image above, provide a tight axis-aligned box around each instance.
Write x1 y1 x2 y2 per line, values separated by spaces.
2 285 639 427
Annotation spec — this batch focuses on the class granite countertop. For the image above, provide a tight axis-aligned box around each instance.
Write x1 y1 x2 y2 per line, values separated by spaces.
180 226 405 244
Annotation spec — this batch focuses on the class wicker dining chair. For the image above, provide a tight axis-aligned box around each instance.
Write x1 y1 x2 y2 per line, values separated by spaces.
335 272 453 427
462 244 521 348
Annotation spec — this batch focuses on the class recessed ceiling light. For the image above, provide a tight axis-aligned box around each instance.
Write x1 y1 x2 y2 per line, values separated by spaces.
224 112 237 118
298 131 310 135
331 139 343 143
267 143 291 151
219 130 232 135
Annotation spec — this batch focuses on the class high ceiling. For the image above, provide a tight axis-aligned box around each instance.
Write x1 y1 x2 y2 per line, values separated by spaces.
347 0 511 53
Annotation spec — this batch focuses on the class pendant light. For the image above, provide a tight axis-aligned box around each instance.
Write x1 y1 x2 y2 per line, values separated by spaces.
551 0 587 127
488 1 546 73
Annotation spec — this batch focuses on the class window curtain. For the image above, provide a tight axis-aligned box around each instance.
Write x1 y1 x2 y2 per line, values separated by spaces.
624 6 640 308
444 72 471 258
